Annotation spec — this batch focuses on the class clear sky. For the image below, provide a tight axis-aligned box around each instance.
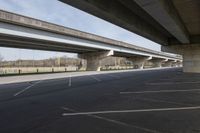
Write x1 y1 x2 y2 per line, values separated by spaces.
0 0 161 61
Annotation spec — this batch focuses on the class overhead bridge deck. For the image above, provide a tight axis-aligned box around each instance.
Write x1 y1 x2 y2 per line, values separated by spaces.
0 10 181 71
59 0 199 72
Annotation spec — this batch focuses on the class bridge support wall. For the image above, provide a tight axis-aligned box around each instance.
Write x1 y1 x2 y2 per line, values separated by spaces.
182 48 200 73
79 50 114 71
162 44 200 73
162 60 174 67
127 56 152 69
149 58 168 68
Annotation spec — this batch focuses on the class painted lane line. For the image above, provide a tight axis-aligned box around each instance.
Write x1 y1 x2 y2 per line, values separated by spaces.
120 88 200 94
14 80 42 96
146 81 200 85
68 75 72 87
90 75 101 82
61 107 161 133
62 106 200 116
88 115 161 133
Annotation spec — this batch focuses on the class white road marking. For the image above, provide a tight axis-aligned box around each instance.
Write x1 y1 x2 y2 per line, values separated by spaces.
120 88 200 94
13 80 42 96
68 75 72 87
90 75 101 82
146 81 200 85
62 106 200 116
61 107 161 133
88 115 161 133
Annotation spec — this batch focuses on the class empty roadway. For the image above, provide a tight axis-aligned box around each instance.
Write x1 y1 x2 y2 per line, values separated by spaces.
0 68 200 133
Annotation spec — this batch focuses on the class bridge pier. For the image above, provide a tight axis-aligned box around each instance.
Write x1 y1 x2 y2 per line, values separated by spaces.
162 44 200 73
182 46 200 72
79 50 114 71
162 60 175 67
127 56 152 69
176 60 183 67
149 58 168 68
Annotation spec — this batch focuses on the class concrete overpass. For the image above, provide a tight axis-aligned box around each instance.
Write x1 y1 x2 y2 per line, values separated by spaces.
0 10 181 71
60 0 199 73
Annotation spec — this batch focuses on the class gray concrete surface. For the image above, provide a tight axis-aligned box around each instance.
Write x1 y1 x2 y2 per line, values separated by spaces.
60 0 200 45
1 67 200 133
59 0 199 72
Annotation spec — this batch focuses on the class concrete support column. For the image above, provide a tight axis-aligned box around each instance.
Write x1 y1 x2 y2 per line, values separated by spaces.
162 44 199 73
127 56 152 69
173 62 179 67
182 49 200 72
79 50 114 71
153 61 162 68
150 58 168 68
162 60 176 67
78 59 87 71
176 60 183 67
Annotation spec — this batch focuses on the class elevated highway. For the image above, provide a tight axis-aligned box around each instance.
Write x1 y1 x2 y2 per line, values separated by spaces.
0 10 181 71
60 0 200 72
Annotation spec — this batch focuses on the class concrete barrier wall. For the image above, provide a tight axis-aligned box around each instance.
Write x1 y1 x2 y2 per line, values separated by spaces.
0 66 78 75
101 66 133 70
0 64 168 75
0 66 138 74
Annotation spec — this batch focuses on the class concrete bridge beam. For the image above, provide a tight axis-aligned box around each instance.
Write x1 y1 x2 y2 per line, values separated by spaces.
79 50 114 71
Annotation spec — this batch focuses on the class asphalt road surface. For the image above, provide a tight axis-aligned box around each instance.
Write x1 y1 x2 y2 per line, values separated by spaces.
1 68 200 133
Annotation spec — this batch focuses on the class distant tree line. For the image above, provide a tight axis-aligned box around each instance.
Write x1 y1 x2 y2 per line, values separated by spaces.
0 56 81 67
